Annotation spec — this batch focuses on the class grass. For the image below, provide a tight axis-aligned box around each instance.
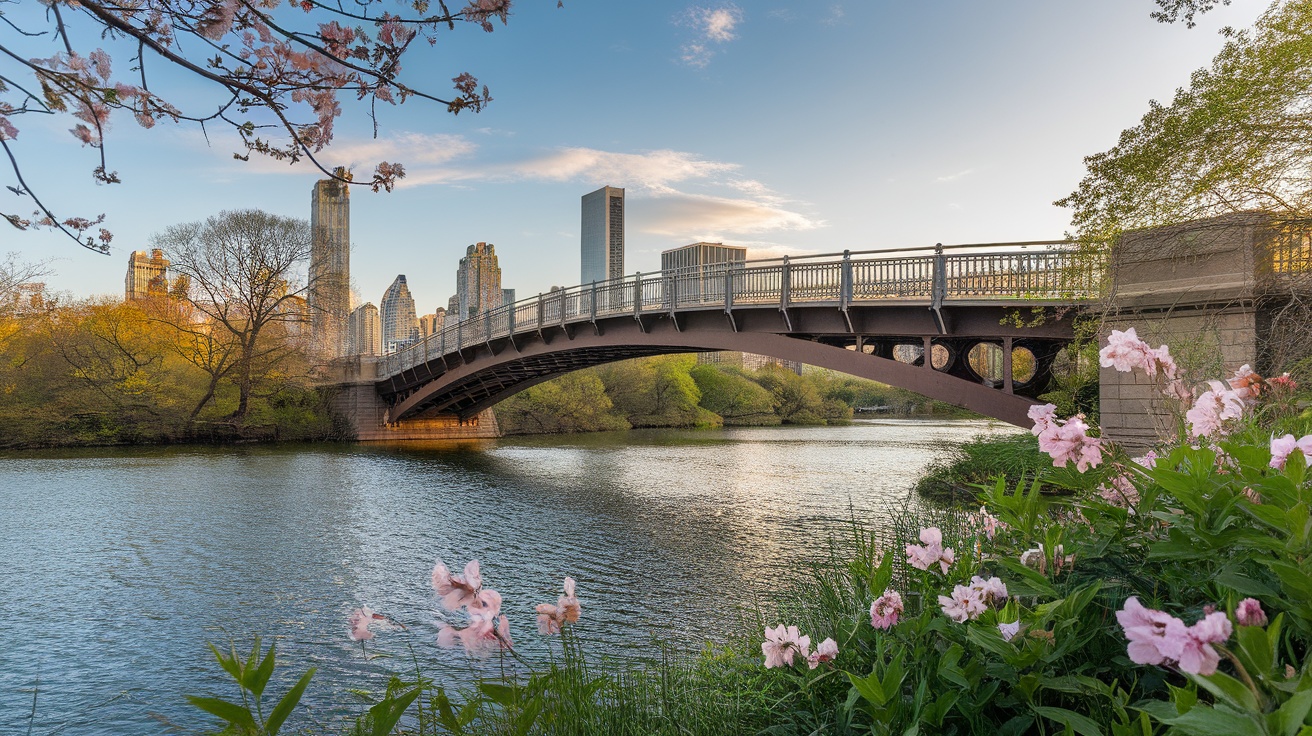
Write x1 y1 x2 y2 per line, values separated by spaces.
913 433 1048 504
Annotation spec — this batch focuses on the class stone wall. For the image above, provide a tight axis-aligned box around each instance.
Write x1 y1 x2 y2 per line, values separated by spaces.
1098 213 1270 449
326 356 501 442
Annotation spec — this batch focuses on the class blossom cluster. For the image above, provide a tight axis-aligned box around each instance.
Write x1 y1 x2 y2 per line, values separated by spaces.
869 588 904 630
1099 327 1181 382
761 625 838 670
1116 597 1242 675
1029 404 1104 472
938 576 1007 623
905 527 955 574
534 577 582 634
433 559 513 657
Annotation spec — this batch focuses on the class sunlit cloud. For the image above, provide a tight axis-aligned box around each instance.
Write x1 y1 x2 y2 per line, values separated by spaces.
636 192 822 238
678 4 743 68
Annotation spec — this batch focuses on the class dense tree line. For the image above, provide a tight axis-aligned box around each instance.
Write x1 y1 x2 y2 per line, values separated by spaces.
495 355 972 435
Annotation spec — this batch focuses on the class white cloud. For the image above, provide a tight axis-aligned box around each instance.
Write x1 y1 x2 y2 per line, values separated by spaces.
822 4 845 26
678 4 743 68
636 192 822 238
935 168 975 183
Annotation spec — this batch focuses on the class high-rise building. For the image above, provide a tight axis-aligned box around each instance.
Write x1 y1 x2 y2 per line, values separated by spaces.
309 179 351 359
581 185 624 284
380 274 418 353
447 294 460 323
125 248 170 300
501 288 516 308
661 242 747 303
418 308 446 338
347 302 382 356
456 242 502 320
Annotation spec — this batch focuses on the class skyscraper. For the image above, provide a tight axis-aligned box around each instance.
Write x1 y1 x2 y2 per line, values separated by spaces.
347 302 382 356
125 248 170 300
309 179 350 359
418 308 446 338
456 242 502 320
380 275 417 353
581 185 624 284
447 294 460 323
501 288 516 307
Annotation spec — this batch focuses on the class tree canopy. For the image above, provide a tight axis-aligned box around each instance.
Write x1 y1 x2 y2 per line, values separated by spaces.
0 0 527 251
1058 0 1312 240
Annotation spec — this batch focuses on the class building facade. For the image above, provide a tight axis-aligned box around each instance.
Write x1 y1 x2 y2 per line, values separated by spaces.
456 242 503 320
501 288 516 308
380 275 418 353
446 294 460 323
125 249 170 300
309 179 351 359
347 302 382 356
660 241 747 303
419 308 446 339
581 185 625 284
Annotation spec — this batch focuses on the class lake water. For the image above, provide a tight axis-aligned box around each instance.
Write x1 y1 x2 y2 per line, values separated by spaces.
0 419 1018 735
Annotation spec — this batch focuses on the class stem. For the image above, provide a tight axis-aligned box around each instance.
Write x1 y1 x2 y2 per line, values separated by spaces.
1217 644 1265 710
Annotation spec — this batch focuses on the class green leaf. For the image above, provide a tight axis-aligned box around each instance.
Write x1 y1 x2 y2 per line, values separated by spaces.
208 642 243 682
937 644 970 690
1031 704 1104 736
1189 671 1259 712
477 682 519 707
1215 570 1280 599
370 687 421 736
247 642 277 700
1276 689 1312 736
265 667 316 736
1234 625 1274 677
848 669 890 707
1146 702 1263 736
185 695 257 731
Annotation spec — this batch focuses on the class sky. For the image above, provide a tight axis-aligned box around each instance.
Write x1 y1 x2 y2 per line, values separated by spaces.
2 0 1272 313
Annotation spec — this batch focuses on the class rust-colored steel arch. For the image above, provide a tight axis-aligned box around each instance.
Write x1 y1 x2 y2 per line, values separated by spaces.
378 304 1074 428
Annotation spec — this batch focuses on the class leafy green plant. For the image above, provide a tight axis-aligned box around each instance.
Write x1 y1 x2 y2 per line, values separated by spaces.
186 638 315 736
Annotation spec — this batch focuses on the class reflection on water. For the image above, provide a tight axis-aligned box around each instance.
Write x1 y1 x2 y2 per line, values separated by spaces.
0 419 1018 734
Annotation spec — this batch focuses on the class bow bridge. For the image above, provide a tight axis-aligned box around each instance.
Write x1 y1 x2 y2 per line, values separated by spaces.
330 241 1102 439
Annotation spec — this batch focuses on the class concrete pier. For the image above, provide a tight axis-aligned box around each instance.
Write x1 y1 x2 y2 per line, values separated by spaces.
327 356 501 442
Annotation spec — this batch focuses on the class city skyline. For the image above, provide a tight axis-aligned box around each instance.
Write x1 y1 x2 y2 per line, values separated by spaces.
5 2 1270 309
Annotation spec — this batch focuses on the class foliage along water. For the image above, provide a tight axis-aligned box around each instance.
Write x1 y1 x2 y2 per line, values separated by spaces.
0 419 1020 735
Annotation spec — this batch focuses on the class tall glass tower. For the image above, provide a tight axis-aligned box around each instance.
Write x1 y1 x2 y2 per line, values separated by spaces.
380 274 417 353
581 186 624 284
309 179 350 359
456 242 503 320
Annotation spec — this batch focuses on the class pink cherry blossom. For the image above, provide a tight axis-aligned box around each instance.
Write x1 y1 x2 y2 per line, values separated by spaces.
437 612 513 657
1099 328 1155 373
1236 598 1268 627
432 558 482 611
762 625 810 669
870 589 904 630
1028 403 1057 435
807 638 838 669
1116 597 1182 666
998 621 1020 642
939 584 986 623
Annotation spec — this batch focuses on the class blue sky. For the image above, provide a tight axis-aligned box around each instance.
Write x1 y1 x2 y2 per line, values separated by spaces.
4 0 1268 314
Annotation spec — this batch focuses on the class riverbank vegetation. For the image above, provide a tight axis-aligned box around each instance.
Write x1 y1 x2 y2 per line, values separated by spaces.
495 355 973 435
184 328 1312 736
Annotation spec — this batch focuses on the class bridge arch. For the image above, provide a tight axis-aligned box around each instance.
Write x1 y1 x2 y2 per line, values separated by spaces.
378 307 1067 428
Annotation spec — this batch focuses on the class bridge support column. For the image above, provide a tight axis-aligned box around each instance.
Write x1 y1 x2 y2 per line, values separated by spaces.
1099 214 1272 450
325 356 501 442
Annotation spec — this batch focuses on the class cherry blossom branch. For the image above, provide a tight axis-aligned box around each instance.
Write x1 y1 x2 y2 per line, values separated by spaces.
0 137 109 253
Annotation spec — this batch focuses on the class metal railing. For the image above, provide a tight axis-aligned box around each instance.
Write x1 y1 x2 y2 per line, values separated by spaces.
382 242 1103 377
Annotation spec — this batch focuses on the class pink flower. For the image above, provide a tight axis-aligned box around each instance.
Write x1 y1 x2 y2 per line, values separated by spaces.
1035 413 1103 472
1186 381 1245 438
1165 379 1194 403
870 589 904 630
1271 434 1298 469
806 638 838 669
534 577 581 634
437 612 513 657
1269 373 1298 394
939 584 986 623
348 606 382 641
1116 598 1231 675
1099 473 1140 507
974 506 1004 540
1117 597 1182 666
1028 403 1057 435
969 575 1008 605
998 621 1020 642
1236 598 1268 627
432 559 482 611
906 527 955 574
1100 329 1154 373
1134 451 1159 469
762 625 810 669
